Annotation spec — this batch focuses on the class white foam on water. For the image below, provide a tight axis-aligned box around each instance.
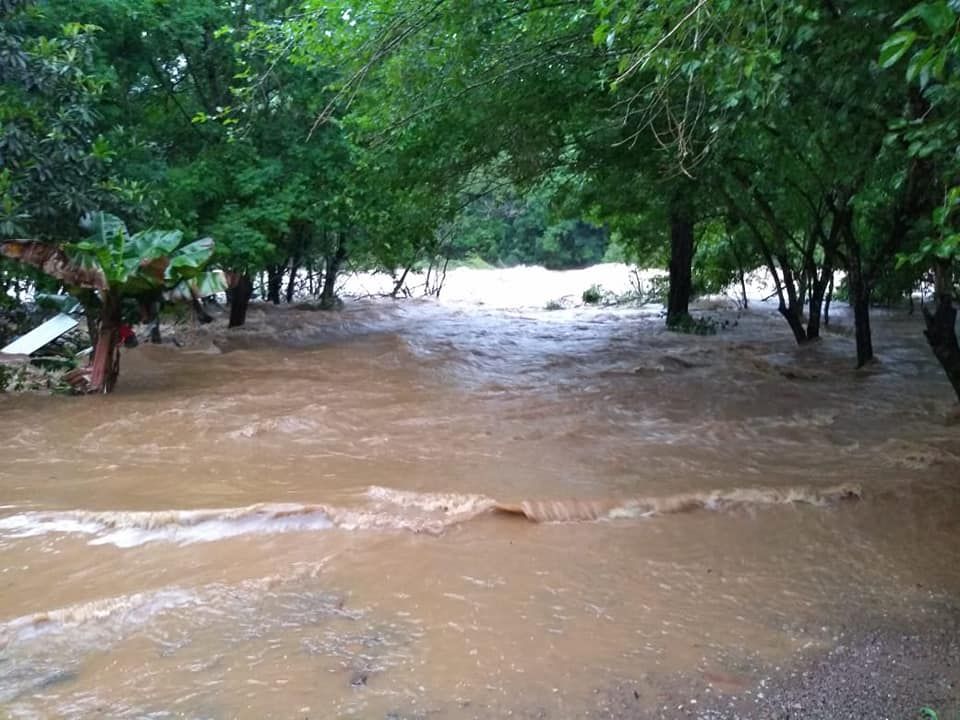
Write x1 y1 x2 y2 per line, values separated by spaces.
366 485 497 516
0 504 335 548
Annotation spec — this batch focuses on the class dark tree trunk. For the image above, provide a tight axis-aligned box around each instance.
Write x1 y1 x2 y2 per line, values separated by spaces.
667 195 694 326
923 263 960 402
806 269 832 341
391 265 412 299
229 274 254 328
139 299 162 343
90 290 122 394
320 236 347 310
285 258 299 304
778 305 809 345
267 265 282 305
853 291 874 368
848 259 874 368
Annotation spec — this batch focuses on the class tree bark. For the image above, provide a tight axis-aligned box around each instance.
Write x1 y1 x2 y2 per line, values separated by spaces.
320 235 347 310
922 262 960 402
806 268 832 341
285 258 299 304
229 274 253 328
140 299 162 343
89 290 122 394
267 265 282 305
847 250 874 367
667 195 694 326
391 265 412 299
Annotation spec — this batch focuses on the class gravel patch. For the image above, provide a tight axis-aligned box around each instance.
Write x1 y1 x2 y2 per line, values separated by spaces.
599 604 960 720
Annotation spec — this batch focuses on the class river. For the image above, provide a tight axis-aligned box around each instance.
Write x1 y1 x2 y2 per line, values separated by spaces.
0 265 958 718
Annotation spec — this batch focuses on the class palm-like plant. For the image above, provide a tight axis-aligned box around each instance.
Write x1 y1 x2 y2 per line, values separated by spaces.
0 212 225 392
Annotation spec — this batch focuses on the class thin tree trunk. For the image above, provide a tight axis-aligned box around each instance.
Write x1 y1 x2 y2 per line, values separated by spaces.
285 259 299 304
229 274 254 328
89 290 122 394
320 235 347 310
824 274 834 327
806 268 832 341
391 265 412 298
732 244 749 309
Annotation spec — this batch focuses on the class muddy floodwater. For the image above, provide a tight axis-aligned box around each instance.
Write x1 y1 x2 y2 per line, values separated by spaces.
1 266 958 718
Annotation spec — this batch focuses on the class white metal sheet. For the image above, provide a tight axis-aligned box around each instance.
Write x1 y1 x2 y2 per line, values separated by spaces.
1 313 79 356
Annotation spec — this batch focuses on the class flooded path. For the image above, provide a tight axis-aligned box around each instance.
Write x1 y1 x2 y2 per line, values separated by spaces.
1 266 958 718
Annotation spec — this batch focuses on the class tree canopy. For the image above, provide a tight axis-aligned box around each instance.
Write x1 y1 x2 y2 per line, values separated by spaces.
1 0 958 398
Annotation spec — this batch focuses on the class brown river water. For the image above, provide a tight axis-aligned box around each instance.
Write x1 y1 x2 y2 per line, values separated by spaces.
1 267 959 718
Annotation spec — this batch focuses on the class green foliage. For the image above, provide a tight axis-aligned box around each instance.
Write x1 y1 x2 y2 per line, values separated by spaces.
0 0 111 240
883 2 960 272
68 212 223 298
447 182 610 270
582 284 604 305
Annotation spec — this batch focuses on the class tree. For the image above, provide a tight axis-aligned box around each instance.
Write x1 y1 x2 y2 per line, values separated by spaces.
0 213 223 392
881 0 960 400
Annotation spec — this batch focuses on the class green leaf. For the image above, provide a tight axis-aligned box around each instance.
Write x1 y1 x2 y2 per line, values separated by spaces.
895 2 957 35
194 269 228 295
880 31 918 68
128 229 184 260
164 237 216 280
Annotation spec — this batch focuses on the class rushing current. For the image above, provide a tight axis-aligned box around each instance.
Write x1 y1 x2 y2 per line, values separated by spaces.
0 264 958 719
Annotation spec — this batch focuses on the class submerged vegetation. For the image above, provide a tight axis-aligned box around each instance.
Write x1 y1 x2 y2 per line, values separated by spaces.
0 0 958 397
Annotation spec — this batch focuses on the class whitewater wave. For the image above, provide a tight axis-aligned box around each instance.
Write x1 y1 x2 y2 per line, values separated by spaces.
492 483 862 522
0 504 337 548
0 483 861 547
0 588 196 648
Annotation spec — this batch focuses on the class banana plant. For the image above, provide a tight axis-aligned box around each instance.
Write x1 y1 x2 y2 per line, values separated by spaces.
0 212 225 393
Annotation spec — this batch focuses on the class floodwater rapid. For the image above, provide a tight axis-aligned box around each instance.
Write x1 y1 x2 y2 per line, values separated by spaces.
0 265 958 719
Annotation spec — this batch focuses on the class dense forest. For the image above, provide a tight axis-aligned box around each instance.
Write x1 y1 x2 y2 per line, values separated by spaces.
1 0 958 397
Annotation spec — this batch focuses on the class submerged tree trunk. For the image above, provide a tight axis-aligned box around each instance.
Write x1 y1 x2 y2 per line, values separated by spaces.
923 262 960 402
320 235 347 310
391 265 412 299
666 193 694 326
229 274 254 328
847 252 874 367
266 265 282 305
285 258 299 304
140 299 162 343
89 290 122 394
806 268 832 341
